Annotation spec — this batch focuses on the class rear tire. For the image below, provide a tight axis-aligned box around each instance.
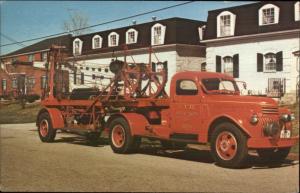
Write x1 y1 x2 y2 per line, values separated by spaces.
38 112 56 142
109 117 140 154
257 147 290 162
210 122 248 168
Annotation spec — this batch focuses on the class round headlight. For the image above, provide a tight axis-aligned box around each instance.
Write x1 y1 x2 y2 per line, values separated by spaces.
250 114 258 124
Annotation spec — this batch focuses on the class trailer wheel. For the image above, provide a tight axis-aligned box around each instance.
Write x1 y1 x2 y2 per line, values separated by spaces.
38 112 56 142
257 147 290 162
210 122 248 168
109 117 140 153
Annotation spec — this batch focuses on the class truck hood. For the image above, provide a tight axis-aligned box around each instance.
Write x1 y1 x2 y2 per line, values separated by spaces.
206 94 277 106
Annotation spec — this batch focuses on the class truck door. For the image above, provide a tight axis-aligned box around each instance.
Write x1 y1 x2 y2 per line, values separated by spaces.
171 79 201 135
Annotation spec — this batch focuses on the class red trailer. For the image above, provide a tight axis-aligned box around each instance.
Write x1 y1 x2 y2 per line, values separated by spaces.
37 45 298 168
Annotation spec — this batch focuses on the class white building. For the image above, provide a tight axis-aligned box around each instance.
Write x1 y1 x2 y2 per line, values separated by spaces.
66 17 207 94
202 1 300 103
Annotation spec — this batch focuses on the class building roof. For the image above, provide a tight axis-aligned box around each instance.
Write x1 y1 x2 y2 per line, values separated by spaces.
1 34 72 58
204 1 300 40
70 17 206 56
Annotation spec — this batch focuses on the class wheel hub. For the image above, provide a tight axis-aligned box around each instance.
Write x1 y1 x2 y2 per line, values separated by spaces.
216 131 237 160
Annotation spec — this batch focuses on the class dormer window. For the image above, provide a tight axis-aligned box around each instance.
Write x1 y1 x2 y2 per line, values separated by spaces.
126 28 138 44
198 25 206 41
73 38 83 56
295 1 300 21
217 11 236 37
92 35 102 49
151 23 166 46
108 32 119 47
259 4 280 26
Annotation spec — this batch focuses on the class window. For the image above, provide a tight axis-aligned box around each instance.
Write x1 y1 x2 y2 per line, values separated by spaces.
220 15 231 36
98 68 101 72
81 73 84 85
86 67 89 70
223 56 233 76
105 68 109 73
126 28 138 44
73 38 83 55
41 76 47 89
264 53 276 72
198 25 206 41
202 78 238 93
2 79 7 91
217 11 236 37
201 62 206 72
92 68 95 71
27 77 35 89
176 80 198 95
28 54 35 62
151 23 166 45
92 74 96 80
41 52 48 61
259 4 279 25
108 32 119 47
12 78 17 89
295 1 300 21
12 57 17 63
92 35 102 49
262 8 275 24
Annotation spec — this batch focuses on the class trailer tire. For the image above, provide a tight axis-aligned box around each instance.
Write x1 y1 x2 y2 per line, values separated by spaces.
109 117 140 154
210 122 248 168
257 147 290 162
37 112 56 142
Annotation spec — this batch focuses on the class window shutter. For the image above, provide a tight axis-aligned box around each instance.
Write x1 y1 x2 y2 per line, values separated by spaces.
40 76 43 89
233 54 239 78
73 71 77 85
81 73 84 85
257 53 263 72
276 51 283 71
216 55 221 72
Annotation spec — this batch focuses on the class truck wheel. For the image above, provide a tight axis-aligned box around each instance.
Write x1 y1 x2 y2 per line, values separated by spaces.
109 117 140 154
161 140 187 149
38 112 56 142
257 147 290 162
210 122 248 168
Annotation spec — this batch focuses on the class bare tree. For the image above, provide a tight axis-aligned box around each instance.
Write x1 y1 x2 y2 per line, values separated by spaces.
63 10 90 36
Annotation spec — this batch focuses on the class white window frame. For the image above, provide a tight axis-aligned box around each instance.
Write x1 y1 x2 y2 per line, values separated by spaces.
42 52 47 61
92 35 103 49
264 53 277 72
223 56 234 77
73 38 83 56
151 23 166 46
126 28 138 44
198 25 206 41
2 79 7 91
295 1 300 21
28 54 35 62
217 11 236 38
259 4 280 26
108 32 119 47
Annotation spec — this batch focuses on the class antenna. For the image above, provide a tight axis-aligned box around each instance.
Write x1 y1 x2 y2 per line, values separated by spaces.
152 16 157 21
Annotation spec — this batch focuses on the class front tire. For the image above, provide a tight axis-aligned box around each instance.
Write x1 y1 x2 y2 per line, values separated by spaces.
38 112 56 142
210 122 248 168
109 117 140 154
257 147 290 162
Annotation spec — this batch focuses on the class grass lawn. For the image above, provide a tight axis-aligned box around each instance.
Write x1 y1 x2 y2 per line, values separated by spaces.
0 101 42 124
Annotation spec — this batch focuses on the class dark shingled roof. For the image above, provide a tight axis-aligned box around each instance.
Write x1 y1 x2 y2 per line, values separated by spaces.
70 17 206 56
2 34 72 58
204 1 300 40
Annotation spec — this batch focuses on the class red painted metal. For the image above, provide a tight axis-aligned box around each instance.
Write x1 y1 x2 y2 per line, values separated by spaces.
38 45 299 159
216 131 237 160
111 125 125 148
39 119 49 137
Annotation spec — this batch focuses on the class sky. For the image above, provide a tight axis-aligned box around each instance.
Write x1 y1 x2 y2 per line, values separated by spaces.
0 1 255 55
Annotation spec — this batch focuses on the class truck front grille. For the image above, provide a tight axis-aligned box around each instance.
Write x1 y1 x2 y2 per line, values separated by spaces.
261 106 279 115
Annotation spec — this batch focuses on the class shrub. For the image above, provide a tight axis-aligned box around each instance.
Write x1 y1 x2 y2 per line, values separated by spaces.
26 94 40 103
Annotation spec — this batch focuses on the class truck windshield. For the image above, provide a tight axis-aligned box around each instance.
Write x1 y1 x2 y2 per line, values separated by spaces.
201 78 239 94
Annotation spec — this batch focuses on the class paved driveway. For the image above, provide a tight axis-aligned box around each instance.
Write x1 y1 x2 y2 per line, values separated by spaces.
1 123 299 192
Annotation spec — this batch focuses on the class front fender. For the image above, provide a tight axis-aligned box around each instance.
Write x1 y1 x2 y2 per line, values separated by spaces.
37 108 64 129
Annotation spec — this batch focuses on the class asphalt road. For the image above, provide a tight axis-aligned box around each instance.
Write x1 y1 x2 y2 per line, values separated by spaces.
1 123 299 192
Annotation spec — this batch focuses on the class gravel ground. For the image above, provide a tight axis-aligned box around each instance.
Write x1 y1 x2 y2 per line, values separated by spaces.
0 123 299 192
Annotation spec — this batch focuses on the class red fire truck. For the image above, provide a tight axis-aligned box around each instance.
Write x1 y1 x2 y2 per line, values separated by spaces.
37 46 298 168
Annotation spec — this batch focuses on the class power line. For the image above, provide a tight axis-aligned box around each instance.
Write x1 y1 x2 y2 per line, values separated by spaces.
0 1 194 48
0 32 27 47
